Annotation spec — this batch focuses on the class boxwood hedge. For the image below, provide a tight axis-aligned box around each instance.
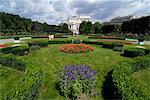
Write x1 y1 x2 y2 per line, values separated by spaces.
124 48 145 57
112 55 150 99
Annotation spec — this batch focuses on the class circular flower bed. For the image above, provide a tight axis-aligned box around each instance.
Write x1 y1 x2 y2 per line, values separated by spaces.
56 65 97 99
59 44 94 53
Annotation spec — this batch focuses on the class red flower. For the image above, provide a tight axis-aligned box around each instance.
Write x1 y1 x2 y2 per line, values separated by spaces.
0 44 7 49
59 44 94 53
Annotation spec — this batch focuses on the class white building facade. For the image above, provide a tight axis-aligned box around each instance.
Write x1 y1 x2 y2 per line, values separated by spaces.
65 16 91 35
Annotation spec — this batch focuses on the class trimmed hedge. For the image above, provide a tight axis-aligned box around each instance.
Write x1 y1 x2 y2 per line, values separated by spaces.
48 40 72 44
102 42 123 51
1 46 29 56
124 48 145 57
28 41 49 47
88 36 125 40
82 40 103 45
11 46 29 56
0 54 26 71
112 58 150 99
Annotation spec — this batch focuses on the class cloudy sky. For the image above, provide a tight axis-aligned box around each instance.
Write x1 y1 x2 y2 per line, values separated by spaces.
0 0 150 25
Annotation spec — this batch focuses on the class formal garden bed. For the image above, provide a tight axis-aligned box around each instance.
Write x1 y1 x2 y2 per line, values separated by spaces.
59 44 94 53
0 35 150 99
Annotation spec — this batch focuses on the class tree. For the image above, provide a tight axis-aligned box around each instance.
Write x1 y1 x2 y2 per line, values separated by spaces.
79 21 93 34
93 22 102 34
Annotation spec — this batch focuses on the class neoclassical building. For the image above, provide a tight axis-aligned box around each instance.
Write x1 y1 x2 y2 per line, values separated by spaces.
65 16 91 35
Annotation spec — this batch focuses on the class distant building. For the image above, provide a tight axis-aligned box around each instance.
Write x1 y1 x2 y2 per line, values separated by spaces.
103 15 140 25
65 16 91 35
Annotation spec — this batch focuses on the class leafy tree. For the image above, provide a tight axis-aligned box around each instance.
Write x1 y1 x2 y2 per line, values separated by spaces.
93 22 102 34
79 21 93 34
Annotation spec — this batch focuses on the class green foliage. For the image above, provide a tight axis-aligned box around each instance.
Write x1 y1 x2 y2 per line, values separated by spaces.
0 12 70 35
13 67 43 99
11 46 29 56
56 65 97 99
0 54 26 71
79 21 93 34
133 55 150 72
48 40 72 44
14 37 19 40
102 42 123 50
101 25 121 34
124 48 145 57
92 22 102 34
112 61 149 99
28 41 49 47
121 16 150 35
82 40 103 45
1 46 29 56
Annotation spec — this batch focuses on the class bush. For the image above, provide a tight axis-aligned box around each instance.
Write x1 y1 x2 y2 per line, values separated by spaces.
0 54 26 71
72 39 82 44
28 41 49 47
124 48 145 57
11 46 29 56
59 44 94 53
82 40 103 45
56 65 97 99
48 40 72 44
89 36 124 40
112 61 149 99
132 55 150 72
29 45 40 51
102 42 123 50
1 47 14 54
14 37 19 40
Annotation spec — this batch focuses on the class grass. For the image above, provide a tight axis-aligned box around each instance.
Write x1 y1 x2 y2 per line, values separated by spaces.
16 44 129 99
0 65 23 98
0 35 149 99
133 69 150 96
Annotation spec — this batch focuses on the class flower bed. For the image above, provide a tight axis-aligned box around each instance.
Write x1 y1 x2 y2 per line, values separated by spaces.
56 65 97 99
0 44 7 49
59 44 94 53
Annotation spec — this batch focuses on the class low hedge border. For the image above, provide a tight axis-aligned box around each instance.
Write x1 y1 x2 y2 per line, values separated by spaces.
0 54 26 71
88 36 125 40
123 48 145 57
1 46 30 56
28 41 49 47
48 40 72 44
112 56 150 99
0 56 44 100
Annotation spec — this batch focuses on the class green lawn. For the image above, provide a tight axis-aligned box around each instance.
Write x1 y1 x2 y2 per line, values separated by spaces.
133 69 150 96
1 35 149 99
16 44 129 99
0 65 23 98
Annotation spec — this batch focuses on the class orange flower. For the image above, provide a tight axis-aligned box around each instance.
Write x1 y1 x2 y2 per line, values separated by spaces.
59 44 94 53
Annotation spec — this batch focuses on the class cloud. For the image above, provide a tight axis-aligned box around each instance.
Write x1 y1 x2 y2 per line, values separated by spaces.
0 0 149 24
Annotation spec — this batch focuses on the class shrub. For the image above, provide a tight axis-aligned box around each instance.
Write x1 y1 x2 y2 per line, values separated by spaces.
112 61 149 99
72 39 82 44
48 40 72 44
124 48 145 57
30 45 40 51
102 42 123 50
82 40 103 45
0 54 26 71
28 41 49 47
132 55 150 72
1 47 14 54
59 44 94 53
11 46 29 56
14 37 19 40
56 65 97 99
89 36 124 40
